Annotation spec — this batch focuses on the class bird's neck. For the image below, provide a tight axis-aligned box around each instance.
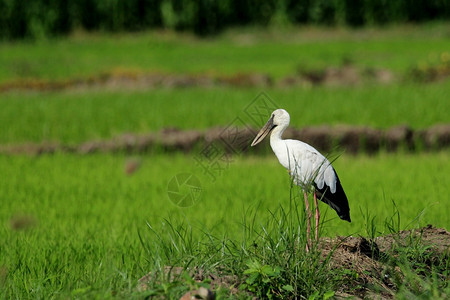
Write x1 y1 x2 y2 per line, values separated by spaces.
270 125 285 144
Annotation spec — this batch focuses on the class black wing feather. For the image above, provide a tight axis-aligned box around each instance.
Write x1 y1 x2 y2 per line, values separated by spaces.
313 170 351 222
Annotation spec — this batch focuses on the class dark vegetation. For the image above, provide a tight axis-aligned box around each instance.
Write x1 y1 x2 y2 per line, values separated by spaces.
1 0 449 39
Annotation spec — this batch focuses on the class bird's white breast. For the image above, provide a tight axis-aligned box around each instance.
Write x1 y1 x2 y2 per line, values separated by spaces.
270 139 337 193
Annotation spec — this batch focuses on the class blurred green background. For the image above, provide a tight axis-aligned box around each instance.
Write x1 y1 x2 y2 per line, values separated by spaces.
1 0 449 39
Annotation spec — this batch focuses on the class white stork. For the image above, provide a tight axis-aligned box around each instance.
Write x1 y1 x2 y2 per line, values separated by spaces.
251 109 350 248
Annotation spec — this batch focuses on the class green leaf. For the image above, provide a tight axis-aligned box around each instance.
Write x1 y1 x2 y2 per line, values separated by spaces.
182 272 193 283
282 284 294 292
246 260 261 270
246 273 259 285
308 291 319 300
71 287 90 295
243 268 256 275
261 265 273 275
323 290 335 300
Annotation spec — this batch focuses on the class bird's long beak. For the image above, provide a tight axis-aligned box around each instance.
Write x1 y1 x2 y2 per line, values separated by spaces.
251 115 276 146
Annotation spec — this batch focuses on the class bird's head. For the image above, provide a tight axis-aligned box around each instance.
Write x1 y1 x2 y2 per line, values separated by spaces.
251 109 290 146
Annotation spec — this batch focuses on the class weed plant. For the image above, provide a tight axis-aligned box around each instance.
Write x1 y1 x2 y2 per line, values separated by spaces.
139 188 449 298
140 183 344 298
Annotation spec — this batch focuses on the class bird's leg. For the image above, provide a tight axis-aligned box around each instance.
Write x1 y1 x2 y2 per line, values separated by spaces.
303 191 311 252
314 191 320 241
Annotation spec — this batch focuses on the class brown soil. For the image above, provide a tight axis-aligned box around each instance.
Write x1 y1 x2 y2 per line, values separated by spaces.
138 226 449 299
322 225 449 299
0 66 396 93
2 59 448 93
1 124 449 155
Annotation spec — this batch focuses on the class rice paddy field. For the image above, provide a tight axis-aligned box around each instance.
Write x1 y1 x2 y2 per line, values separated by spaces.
1 23 449 82
1 24 449 299
1 82 450 144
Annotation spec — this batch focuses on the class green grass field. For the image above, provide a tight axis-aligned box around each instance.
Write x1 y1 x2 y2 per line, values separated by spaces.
1 81 449 144
1 152 448 237
0 152 448 298
0 23 449 83
1 24 449 298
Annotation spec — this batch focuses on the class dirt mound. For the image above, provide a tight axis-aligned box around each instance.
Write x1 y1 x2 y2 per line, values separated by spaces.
0 66 396 93
280 64 394 87
3 59 450 93
322 225 449 299
374 225 449 254
0 71 274 93
1 125 449 155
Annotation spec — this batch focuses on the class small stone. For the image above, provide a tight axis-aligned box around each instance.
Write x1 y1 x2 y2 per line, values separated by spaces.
179 287 215 300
